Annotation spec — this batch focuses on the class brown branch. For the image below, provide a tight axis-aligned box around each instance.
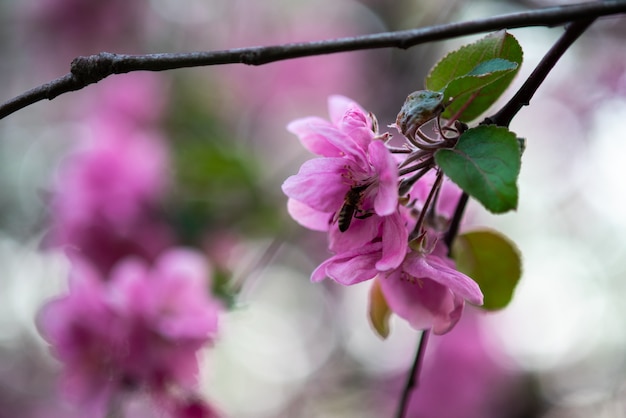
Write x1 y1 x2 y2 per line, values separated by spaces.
395 330 431 418
486 19 596 127
1 1 626 120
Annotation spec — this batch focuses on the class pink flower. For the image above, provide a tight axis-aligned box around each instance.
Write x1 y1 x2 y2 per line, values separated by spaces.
282 96 398 232
45 128 173 274
312 242 483 335
52 127 168 229
37 249 220 417
284 96 484 335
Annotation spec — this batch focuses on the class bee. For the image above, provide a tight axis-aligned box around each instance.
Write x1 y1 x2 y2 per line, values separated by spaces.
337 184 372 232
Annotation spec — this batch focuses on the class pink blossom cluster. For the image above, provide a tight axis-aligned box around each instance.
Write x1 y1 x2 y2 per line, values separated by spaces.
38 75 221 417
282 96 483 334
38 250 220 418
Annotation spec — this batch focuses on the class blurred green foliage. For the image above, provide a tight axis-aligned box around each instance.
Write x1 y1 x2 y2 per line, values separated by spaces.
165 80 283 246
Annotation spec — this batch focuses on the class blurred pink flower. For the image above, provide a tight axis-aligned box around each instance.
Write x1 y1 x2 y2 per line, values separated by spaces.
89 74 171 129
19 0 146 70
54 128 168 227
168 397 221 418
37 249 220 418
45 74 174 274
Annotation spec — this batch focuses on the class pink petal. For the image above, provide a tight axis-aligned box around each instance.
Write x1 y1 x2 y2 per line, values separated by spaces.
312 124 368 167
287 198 331 232
368 140 398 216
337 106 375 150
328 214 381 253
328 95 361 125
376 212 408 271
287 117 343 157
403 253 484 306
281 158 350 212
108 257 150 314
312 243 382 285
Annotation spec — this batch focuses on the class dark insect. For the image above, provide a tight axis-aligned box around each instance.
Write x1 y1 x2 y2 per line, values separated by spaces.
337 184 372 232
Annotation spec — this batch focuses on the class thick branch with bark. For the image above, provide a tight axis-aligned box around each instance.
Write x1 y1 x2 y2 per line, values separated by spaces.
0 0 625 120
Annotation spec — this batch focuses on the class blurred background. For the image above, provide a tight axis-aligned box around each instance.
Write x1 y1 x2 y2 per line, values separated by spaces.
0 0 625 416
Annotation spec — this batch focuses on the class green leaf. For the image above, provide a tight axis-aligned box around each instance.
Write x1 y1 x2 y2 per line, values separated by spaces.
368 279 392 339
442 59 518 121
434 125 521 213
451 229 522 310
467 58 518 76
426 31 523 122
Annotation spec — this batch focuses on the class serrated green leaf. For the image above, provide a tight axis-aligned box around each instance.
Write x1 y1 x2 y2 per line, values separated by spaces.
426 31 523 122
434 125 521 213
368 279 391 339
426 31 523 90
451 229 522 310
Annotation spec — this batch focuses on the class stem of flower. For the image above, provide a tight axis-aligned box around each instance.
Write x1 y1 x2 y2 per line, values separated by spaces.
409 171 443 242
395 330 431 418
399 165 433 197
398 156 434 177
444 192 469 254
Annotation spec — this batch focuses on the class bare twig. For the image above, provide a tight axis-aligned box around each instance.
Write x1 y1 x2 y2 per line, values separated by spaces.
395 330 431 418
1 1 625 120
444 192 470 253
486 19 596 127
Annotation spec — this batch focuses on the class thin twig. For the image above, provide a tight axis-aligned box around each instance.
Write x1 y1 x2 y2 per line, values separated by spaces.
1 1 625 120
395 330 431 418
444 192 470 253
486 19 596 127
